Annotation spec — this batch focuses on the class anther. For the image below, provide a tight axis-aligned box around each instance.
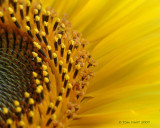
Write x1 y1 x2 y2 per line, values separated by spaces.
19 120 25 128
51 106 57 114
12 17 20 28
34 9 38 18
62 68 67 81
73 64 81 79
26 0 30 15
34 28 42 42
53 18 60 31
42 9 46 22
28 98 34 110
66 83 72 97
46 114 56 126
66 50 71 63
8 7 14 17
36 86 42 102
54 37 58 51
42 64 47 70
36 57 42 65
25 25 33 38
13 0 17 12
25 16 31 28
69 40 74 51
3 107 9 118
35 16 41 30
0 11 5 23
43 71 48 77
41 31 48 45
59 60 63 74
38 85 44 99
68 58 74 72
53 53 58 67
64 74 69 88
47 45 52 59
44 77 50 90
16 107 22 120
37 4 41 15
46 11 50 22
55 96 62 107
32 71 38 78
6 118 12 128
59 42 64 56
35 79 40 85
46 102 54 114
57 34 62 45
59 87 65 96
28 111 34 124
44 21 49 35
14 100 20 107
24 92 30 103
19 5 24 19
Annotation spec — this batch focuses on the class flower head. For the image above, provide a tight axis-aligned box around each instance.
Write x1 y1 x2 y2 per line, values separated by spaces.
0 0 95 127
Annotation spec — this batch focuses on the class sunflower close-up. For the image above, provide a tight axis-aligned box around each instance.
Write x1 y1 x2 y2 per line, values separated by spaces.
0 0 160 128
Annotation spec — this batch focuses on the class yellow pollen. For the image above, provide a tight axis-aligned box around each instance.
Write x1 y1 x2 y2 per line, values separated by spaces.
57 96 62 101
36 87 41 93
41 31 46 36
35 16 40 21
42 64 47 70
68 83 73 89
32 52 38 57
35 79 40 84
60 87 65 93
24 92 30 98
36 57 42 62
34 28 39 34
29 98 34 105
33 72 38 77
49 102 54 108
29 111 34 117
47 45 51 50
69 58 74 63
51 114 56 120
6 118 12 125
16 107 22 113
19 5 23 9
44 21 48 26
0 11 3 17
27 0 30 6
43 71 48 76
38 85 43 90
76 64 81 70
55 37 58 42
34 9 38 14
65 74 70 80
3 107 8 114
44 77 49 83
53 53 57 58
25 25 30 30
11 17 17 22
59 60 63 65
63 68 67 73
14 100 20 106
19 121 25 126
8 7 13 14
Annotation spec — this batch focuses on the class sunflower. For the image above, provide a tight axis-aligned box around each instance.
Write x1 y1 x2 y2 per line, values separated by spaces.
0 0 160 128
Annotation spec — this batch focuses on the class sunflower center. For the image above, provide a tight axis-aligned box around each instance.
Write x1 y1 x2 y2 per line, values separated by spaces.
0 48 31 110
